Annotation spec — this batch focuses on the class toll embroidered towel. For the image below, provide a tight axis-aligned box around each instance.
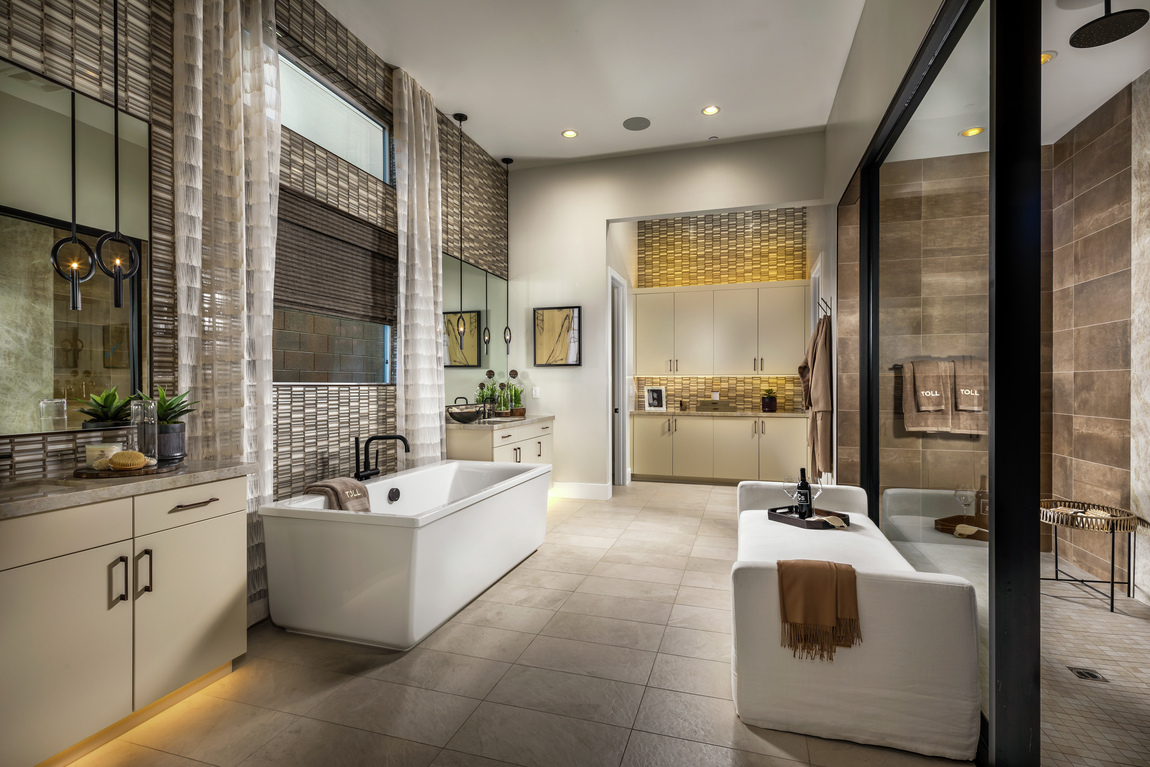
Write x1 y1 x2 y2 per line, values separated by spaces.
902 362 952 432
305 478 372 512
953 357 986 412
777 559 862 661
912 359 948 412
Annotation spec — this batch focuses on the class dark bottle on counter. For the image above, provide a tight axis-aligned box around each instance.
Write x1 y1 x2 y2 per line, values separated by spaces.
795 468 812 519
975 474 989 519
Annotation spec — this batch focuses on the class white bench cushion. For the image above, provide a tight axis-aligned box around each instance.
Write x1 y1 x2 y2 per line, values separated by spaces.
738 509 916 573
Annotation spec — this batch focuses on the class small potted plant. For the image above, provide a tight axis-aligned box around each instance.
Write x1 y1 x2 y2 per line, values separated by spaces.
509 370 526 417
761 388 778 413
74 386 131 428
495 382 511 417
136 387 198 462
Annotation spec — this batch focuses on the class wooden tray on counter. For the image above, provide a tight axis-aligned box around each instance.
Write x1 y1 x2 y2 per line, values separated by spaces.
73 462 182 479
767 505 851 530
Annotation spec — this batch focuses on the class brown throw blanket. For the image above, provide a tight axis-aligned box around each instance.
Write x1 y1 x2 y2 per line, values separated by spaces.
304 478 372 512
777 559 862 661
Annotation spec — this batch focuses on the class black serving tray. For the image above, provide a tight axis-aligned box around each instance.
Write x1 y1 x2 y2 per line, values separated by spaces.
767 505 851 530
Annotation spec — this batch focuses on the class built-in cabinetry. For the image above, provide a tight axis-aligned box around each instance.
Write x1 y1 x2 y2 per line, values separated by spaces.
635 281 809 376
447 416 555 485
0 476 248 767
631 415 807 482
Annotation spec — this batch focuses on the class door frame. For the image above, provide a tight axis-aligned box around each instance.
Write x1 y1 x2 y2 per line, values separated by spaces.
608 267 630 487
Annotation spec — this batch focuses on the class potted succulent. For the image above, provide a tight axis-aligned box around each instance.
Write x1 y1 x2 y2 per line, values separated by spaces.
761 388 778 413
509 370 526 417
136 387 198 462
74 386 131 428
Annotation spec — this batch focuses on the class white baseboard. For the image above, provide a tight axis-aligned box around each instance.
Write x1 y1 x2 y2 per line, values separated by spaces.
549 482 612 501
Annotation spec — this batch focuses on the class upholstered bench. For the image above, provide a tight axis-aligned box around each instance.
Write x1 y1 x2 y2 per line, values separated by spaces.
731 481 980 761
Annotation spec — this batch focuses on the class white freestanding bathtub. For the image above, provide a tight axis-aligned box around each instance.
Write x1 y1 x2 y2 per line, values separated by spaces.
260 459 550 649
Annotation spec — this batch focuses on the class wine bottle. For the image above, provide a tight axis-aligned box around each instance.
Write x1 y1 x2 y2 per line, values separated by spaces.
796 468 812 519
976 474 989 518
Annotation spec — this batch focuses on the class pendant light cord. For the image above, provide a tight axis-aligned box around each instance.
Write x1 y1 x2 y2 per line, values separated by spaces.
112 0 120 235
70 91 77 242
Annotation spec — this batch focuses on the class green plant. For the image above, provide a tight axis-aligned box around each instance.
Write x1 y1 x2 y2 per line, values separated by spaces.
762 388 777 398
497 382 509 411
510 384 523 409
136 386 199 425
74 387 131 422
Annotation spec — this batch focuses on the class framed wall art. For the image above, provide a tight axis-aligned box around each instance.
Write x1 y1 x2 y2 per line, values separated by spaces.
533 306 581 366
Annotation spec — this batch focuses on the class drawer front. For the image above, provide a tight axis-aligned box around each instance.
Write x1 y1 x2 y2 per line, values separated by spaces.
0 498 133 571
491 420 553 448
135 477 247 536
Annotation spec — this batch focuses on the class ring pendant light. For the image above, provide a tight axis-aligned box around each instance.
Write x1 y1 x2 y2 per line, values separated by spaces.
94 0 140 309
50 91 95 311
501 157 513 354
453 114 468 349
482 272 491 355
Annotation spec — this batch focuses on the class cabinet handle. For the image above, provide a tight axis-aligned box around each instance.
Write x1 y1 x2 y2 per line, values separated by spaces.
117 555 128 602
173 497 219 512
753 420 757 434
674 418 678 433
537 441 542 457
753 358 757 371
143 548 154 593
675 359 679 372
501 433 513 439
668 359 672 371
542 426 549 430
760 357 764 369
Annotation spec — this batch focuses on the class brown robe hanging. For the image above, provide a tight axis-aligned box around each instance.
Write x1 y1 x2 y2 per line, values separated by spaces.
798 315 833 478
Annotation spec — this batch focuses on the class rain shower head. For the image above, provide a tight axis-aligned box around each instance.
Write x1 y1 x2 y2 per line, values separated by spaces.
1069 1 1148 48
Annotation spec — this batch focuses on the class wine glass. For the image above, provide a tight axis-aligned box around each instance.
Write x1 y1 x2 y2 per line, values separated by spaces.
954 485 975 517
810 474 823 506
783 475 798 503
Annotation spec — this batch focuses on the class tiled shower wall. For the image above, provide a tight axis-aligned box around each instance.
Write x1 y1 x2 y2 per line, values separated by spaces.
836 176 861 485
1051 87 1134 581
635 376 802 414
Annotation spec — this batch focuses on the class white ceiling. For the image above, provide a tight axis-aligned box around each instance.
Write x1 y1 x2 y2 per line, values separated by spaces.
318 0 867 168
1042 0 1150 144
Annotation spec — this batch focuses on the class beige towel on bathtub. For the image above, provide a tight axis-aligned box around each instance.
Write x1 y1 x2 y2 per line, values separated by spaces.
902 361 952 432
305 478 372 512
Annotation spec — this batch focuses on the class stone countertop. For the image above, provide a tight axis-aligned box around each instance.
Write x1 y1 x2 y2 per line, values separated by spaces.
632 410 807 418
446 414 555 431
0 459 257 520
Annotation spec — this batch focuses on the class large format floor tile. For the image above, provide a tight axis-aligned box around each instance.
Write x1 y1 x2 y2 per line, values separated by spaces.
477 582 573 610
416 622 534 662
201 657 353 715
621 731 805 767
499 567 586 591
658 625 734 662
245 623 396 676
517 634 657 684
362 647 511 698
539 610 667 651
486 664 645 727
238 717 439 767
648 653 733 700
453 599 557 633
72 741 210 767
575 574 680 603
558 591 673 624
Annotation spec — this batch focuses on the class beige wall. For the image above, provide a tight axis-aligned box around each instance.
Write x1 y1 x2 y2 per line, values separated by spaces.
823 0 941 205
0 218 54 434
508 132 826 497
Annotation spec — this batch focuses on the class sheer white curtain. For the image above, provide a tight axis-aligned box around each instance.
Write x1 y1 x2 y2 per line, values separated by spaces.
394 70 445 466
174 0 281 624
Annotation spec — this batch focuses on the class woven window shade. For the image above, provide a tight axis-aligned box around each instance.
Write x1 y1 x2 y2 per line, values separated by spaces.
275 189 398 326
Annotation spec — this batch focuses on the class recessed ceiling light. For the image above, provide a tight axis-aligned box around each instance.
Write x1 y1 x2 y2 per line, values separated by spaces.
1040 50 1058 64
960 126 985 137
701 106 720 116
562 130 578 138
622 117 651 131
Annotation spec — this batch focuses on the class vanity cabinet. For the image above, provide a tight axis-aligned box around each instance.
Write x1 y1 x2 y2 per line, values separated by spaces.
447 417 555 486
631 415 808 482
632 415 673 476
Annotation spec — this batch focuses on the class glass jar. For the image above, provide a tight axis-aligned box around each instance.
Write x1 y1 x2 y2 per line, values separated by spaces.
38 398 68 432
131 399 158 460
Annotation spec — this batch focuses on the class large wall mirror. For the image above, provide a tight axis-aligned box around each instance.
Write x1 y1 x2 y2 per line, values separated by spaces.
443 254 507 402
0 61 150 435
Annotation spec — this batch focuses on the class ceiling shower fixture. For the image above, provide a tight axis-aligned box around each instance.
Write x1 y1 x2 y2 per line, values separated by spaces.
1069 0 1148 48
454 113 468 350
94 0 140 308
50 91 95 311
502 157 513 355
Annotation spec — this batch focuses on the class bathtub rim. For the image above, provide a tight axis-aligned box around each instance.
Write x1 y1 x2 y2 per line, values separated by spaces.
259 459 551 529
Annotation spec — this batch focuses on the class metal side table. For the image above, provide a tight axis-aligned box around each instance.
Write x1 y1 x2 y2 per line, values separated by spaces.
1039 500 1138 612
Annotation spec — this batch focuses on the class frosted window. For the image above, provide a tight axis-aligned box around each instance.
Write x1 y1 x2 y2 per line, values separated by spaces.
281 58 388 182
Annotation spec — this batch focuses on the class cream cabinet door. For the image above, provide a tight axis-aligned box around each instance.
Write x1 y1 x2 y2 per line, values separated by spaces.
632 415 673 476
523 434 552 464
635 292 675 375
134 511 247 709
493 442 521 464
758 285 808 375
673 291 714 375
713 288 759 375
0 541 134 767
713 418 759 481
672 416 714 478
758 417 809 481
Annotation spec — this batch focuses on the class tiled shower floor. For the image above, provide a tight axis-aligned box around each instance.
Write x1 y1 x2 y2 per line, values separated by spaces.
67 482 1145 766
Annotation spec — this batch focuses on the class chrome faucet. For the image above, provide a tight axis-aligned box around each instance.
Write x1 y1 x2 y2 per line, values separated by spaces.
354 434 411 481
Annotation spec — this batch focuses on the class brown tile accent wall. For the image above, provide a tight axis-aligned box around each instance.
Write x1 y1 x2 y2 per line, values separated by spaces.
635 376 802 414
875 152 990 500
273 309 388 384
638 209 806 288
148 0 177 394
440 112 462 260
0 425 136 482
1051 87 1133 581
273 384 397 500
837 173 861 486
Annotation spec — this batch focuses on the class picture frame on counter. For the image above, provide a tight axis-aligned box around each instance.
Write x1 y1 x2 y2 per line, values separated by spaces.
645 386 667 412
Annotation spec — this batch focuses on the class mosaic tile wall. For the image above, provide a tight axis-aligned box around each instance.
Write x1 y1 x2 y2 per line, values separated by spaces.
273 309 388 384
439 111 509 279
638 208 806 288
635 376 802 414
273 384 397 500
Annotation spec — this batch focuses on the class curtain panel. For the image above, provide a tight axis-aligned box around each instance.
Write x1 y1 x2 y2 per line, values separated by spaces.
174 0 281 625
393 70 445 467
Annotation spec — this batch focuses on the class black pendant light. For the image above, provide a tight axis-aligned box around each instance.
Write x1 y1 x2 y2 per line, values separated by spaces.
94 0 140 308
1070 0 1148 48
50 91 95 311
482 273 491 355
453 113 468 349
501 157 513 355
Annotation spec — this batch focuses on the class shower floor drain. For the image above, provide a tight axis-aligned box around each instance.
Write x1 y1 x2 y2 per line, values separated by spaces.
1068 667 1108 682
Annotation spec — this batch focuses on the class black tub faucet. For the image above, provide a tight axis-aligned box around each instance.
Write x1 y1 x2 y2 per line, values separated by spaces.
354 434 411 481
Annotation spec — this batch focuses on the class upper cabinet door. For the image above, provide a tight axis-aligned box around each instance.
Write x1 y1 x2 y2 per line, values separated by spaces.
712 288 759 375
635 292 675 376
673 291 714 375
758 285 808 376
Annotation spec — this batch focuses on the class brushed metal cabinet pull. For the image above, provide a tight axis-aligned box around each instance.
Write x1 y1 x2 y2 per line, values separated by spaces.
760 357 764 369
668 359 672 371
674 418 678 433
172 497 219 512
537 441 542 457
117 556 128 602
753 420 757 435
501 433 513 439
143 549 154 593
753 358 757 371
542 426 550 430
